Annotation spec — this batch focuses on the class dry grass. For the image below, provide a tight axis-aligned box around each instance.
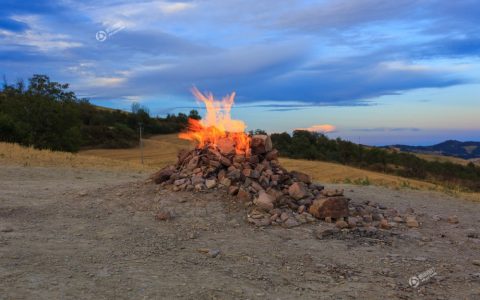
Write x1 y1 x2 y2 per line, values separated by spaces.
0 142 151 172
79 135 193 168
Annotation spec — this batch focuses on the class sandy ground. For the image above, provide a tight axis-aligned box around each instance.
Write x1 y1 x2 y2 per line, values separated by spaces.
1 164 480 300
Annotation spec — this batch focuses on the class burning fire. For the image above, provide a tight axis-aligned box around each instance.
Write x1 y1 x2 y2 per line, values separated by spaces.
179 87 251 155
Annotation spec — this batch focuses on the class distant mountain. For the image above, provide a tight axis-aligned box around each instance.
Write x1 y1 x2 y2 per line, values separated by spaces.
385 140 480 159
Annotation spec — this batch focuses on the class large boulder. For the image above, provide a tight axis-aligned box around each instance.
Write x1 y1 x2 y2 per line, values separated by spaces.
309 196 349 219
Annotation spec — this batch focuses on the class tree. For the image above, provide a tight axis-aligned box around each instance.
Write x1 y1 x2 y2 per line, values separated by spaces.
188 109 201 120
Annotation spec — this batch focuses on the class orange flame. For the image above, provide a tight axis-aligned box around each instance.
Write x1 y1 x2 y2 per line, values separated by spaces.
179 87 251 155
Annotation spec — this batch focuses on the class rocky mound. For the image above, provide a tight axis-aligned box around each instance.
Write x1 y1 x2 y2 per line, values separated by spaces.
151 134 419 229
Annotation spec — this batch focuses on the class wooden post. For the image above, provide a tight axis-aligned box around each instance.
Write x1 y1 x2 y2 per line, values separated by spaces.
139 122 144 165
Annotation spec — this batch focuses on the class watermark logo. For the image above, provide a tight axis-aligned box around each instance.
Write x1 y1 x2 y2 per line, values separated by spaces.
409 267 437 288
95 23 125 42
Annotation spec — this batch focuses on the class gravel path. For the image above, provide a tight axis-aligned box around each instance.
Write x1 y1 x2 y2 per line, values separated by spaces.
1 165 479 299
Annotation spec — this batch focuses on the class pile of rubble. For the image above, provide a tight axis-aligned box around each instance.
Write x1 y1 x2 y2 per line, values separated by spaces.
152 134 420 229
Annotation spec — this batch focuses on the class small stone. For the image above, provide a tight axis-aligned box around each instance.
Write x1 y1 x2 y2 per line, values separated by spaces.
78 191 88 197
406 217 419 228
372 213 384 221
447 215 459 224
283 218 300 228
297 205 306 214
321 189 344 197
280 212 289 222
324 216 332 223
432 215 442 222
472 260 480 266
393 216 403 223
362 214 373 223
228 186 239 195
155 211 172 221
220 177 231 187
335 220 348 229
347 217 358 228
385 208 398 217
237 188 251 202
207 249 221 258
295 214 308 224
194 184 204 192
405 207 414 214
380 219 391 229
205 179 217 189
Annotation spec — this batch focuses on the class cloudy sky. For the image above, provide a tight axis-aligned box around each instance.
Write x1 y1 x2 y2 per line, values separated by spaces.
1 0 479 145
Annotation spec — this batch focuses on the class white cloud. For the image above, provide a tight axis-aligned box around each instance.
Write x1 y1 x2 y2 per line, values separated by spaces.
296 124 337 133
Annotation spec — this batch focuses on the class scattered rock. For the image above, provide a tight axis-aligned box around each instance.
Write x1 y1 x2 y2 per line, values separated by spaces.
283 217 300 228
237 187 251 202
228 185 239 195
288 182 309 200
406 216 419 228
393 216 403 223
347 217 358 228
254 191 275 211
197 248 221 258
321 189 344 197
207 249 221 258
205 179 217 189
309 196 349 219
472 260 480 266
336 220 349 229
448 215 459 224
380 219 391 229
155 210 172 221
78 191 88 197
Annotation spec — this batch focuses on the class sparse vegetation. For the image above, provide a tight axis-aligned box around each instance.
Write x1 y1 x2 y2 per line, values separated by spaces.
270 130 480 192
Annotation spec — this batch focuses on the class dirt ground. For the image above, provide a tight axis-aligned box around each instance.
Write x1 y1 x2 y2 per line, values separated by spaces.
1 165 480 299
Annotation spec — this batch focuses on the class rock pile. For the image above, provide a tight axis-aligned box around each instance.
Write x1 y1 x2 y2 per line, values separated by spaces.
151 134 419 229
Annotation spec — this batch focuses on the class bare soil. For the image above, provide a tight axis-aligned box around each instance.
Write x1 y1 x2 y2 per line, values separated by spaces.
1 165 480 299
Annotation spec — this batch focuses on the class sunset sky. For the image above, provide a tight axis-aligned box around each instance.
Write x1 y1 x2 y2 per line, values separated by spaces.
1 0 479 145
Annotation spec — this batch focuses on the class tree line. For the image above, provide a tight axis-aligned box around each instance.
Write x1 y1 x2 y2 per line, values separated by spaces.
0 75 200 152
270 130 480 192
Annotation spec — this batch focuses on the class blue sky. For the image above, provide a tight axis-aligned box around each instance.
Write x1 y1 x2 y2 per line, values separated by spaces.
1 0 479 145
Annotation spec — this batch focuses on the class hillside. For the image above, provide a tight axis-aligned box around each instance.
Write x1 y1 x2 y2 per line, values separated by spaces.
389 140 480 159
79 134 463 193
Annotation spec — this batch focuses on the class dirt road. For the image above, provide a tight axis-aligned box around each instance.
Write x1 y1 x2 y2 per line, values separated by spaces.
1 165 479 299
